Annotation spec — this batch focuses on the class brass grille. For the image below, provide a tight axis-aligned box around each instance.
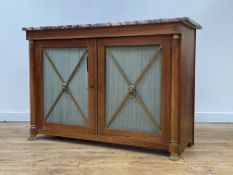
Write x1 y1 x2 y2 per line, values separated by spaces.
44 49 88 123
106 46 162 133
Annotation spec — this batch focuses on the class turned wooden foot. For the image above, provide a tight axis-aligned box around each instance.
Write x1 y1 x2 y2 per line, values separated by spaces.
169 142 180 161
28 135 37 141
28 125 37 141
169 153 179 161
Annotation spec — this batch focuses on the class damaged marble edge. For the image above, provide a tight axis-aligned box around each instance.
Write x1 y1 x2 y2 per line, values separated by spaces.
22 17 202 31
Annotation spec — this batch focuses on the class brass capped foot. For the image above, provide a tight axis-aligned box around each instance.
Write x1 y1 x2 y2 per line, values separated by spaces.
169 153 179 161
28 136 37 141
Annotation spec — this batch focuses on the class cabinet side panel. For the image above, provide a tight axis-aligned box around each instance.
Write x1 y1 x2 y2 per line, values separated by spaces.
179 26 196 151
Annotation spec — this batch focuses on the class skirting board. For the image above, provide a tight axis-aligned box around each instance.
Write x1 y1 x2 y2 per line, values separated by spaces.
0 112 233 122
195 112 233 122
0 112 29 122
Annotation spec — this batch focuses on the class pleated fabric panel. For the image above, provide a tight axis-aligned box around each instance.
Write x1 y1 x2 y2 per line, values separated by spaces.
105 46 162 134
43 48 88 126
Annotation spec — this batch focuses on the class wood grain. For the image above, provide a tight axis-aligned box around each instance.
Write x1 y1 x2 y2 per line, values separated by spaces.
0 123 232 175
179 25 196 151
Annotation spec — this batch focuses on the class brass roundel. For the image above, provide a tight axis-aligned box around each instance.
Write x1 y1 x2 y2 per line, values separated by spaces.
129 85 136 95
62 83 68 92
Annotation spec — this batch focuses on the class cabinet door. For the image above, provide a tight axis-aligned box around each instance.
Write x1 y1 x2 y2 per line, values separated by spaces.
35 39 96 135
98 36 171 144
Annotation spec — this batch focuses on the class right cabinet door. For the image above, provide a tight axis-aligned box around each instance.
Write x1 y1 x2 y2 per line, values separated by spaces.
98 36 171 145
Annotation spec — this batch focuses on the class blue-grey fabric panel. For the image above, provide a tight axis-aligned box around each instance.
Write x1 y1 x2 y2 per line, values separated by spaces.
43 48 88 126
106 46 161 134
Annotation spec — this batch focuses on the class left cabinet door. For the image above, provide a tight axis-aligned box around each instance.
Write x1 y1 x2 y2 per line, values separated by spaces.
34 39 96 135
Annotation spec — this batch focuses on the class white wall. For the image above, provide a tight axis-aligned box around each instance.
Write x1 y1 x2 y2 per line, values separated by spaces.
0 0 232 122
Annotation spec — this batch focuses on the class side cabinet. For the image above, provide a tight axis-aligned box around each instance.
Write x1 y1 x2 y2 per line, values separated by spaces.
23 18 201 160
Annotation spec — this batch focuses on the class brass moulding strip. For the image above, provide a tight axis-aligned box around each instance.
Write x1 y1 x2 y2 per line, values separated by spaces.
44 49 88 123
105 47 162 133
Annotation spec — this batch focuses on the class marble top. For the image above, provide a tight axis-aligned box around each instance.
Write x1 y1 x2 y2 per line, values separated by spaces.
22 17 201 31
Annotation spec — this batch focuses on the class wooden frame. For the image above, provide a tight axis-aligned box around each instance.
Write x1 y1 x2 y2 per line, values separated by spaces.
25 18 201 159
34 39 97 135
97 36 171 145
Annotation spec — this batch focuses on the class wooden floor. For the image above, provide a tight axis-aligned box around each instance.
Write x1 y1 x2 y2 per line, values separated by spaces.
0 123 232 175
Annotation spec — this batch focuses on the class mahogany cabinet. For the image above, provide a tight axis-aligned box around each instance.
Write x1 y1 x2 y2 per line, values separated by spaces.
23 17 201 160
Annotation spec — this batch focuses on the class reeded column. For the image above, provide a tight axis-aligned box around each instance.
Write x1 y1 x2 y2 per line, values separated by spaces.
169 34 180 160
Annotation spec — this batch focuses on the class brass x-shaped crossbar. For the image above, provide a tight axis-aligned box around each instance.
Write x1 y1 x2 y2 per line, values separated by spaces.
106 46 162 133
44 50 88 123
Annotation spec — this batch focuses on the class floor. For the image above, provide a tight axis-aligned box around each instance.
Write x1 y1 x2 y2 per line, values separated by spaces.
0 123 232 175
